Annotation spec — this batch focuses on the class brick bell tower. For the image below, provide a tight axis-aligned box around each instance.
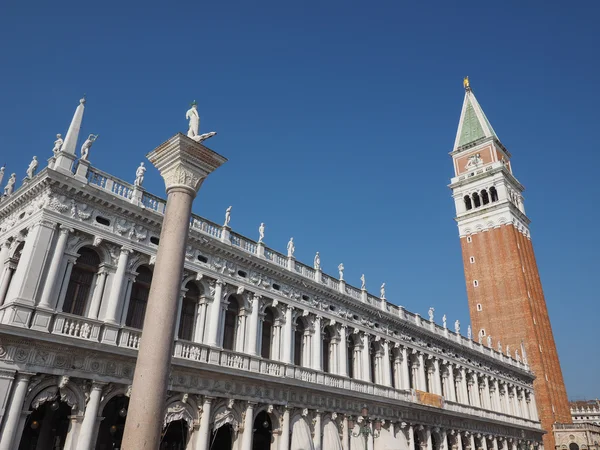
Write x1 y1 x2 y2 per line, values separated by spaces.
449 78 571 449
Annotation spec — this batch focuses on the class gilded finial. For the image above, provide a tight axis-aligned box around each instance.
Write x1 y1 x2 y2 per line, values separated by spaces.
463 76 471 91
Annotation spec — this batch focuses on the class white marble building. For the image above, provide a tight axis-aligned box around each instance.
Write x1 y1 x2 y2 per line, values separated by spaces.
0 100 544 450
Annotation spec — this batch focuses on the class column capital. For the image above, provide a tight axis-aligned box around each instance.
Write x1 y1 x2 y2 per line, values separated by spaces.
147 133 227 196
120 246 133 255
58 225 74 235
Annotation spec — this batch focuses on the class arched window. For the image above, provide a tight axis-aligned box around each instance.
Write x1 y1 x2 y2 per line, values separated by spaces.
294 318 306 366
261 308 275 359
253 411 272 450
464 195 473 211
223 296 239 351
178 282 199 341
481 189 490 205
472 192 481 208
490 186 499 202
62 247 100 316
126 265 153 329
569 444 579 450
322 327 332 373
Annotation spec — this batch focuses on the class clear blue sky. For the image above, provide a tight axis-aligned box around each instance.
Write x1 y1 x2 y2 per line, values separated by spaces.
1 1 598 399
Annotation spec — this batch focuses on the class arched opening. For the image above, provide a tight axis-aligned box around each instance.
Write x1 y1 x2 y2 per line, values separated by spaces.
211 424 233 449
62 247 100 316
160 419 188 450
464 195 473 211
96 395 129 449
178 282 200 341
481 189 490 205
293 318 306 366
261 307 275 359
490 186 498 202
223 296 240 351
19 400 71 450
472 192 481 208
431 432 439 450
126 265 153 329
252 411 272 450
322 327 332 373
413 429 422 450
569 444 579 450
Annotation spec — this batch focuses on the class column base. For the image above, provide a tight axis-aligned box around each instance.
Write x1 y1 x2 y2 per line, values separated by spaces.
30 308 54 332
53 151 77 176
74 159 91 183
100 323 120 345
0 302 34 327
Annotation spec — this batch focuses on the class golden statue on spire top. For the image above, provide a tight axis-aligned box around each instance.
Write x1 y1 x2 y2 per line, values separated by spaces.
463 76 471 90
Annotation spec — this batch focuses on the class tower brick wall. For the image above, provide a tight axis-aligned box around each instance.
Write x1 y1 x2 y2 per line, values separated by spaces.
460 224 571 449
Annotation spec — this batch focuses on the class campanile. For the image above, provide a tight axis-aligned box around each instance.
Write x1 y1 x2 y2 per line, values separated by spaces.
449 78 571 448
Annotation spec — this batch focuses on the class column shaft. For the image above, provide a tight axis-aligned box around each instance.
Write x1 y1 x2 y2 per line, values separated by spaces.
280 408 290 450
283 306 293 364
418 354 427 391
241 403 255 450
0 373 30 450
38 227 71 309
0 267 14 306
247 295 260 356
313 412 322 450
313 316 322 371
206 280 224 346
401 348 410 390
382 341 392 386
78 383 103 449
339 326 348 377
104 248 130 324
121 189 194 449
342 415 349 450
362 334 371 382
88 271 108 320
194 398 213 450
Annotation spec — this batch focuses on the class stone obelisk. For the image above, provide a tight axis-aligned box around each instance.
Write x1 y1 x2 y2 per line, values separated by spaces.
121 132 226 449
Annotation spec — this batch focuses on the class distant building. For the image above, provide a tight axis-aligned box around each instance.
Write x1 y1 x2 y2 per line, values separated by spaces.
571 400 600 426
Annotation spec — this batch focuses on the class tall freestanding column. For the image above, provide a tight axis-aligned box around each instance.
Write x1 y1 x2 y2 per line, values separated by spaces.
121 133 227 450
0 373 32 450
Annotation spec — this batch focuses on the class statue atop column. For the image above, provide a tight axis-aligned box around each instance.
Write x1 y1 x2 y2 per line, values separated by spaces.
287 237 295 257
224 206 232 227
338 263 344 280
3 173 16 196
26 156 38 179
80 134 98 161
186 101 216 143
52 134 64 155
258 223 265 243
134 162 146 187
314 252 320 270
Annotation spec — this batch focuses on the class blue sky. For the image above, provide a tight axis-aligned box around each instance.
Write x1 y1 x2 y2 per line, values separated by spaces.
1 1 598 398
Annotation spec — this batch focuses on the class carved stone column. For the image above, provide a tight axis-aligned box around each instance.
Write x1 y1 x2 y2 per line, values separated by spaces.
206 279 224 347
361 333 371 382
338 325 348 377
418 353 427 391
38 226 72 309
104 247 131 324
247 294 260 356
77 382 105 449
313 315 322 371
280 406 291 450
401 347 410 390
87 268 109 320
241 402 256 450
121 133 226 450
447 364 456 402
0 240 11 289
194 397 213 450
382 340 392 386
282 305 293 364
342 415 349 450
313 411 322 450
0 373 32 450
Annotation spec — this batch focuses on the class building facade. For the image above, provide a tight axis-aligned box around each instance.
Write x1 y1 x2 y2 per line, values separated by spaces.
0 99 544 450
571 401 600 426
448 80 571 450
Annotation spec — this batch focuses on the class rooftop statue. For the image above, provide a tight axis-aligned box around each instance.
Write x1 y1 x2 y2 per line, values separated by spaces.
428 307 434 322
224 206 232 227
287 237 295 257
467 325 472 340
3 173 16 196
80 134 98 161
26 156 38 179
380 283 385 299
0 165 5 186
338 263 344 280
454 320 460 334
134 163 146 188
442 314 447 329
487 335 492 347
360 274 366 290
52 134 64 155
258 223 265 243
314 252 320 270
463 76 470 90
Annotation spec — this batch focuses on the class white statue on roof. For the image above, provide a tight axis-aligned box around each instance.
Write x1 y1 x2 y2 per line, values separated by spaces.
80 134 98 161
360 274 366 290
442 314 447 329
454 320 460 334
258 223 265 243
314 252 320 270
52 134 64 155
0 165 5 186
380 283 385 299
224 206 232 227
26 157 38 179
134 163 146 187
3 173 16 196
428 307 434 322
487 335 492 347
338 263 344 280
467 325 472 339
287 237 295 257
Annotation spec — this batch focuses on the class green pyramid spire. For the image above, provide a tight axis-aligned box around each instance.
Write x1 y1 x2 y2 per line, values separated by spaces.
454 79 498 151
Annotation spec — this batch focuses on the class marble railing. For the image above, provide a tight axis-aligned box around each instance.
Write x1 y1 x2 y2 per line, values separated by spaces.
444 401 540 429
82 166 528 371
